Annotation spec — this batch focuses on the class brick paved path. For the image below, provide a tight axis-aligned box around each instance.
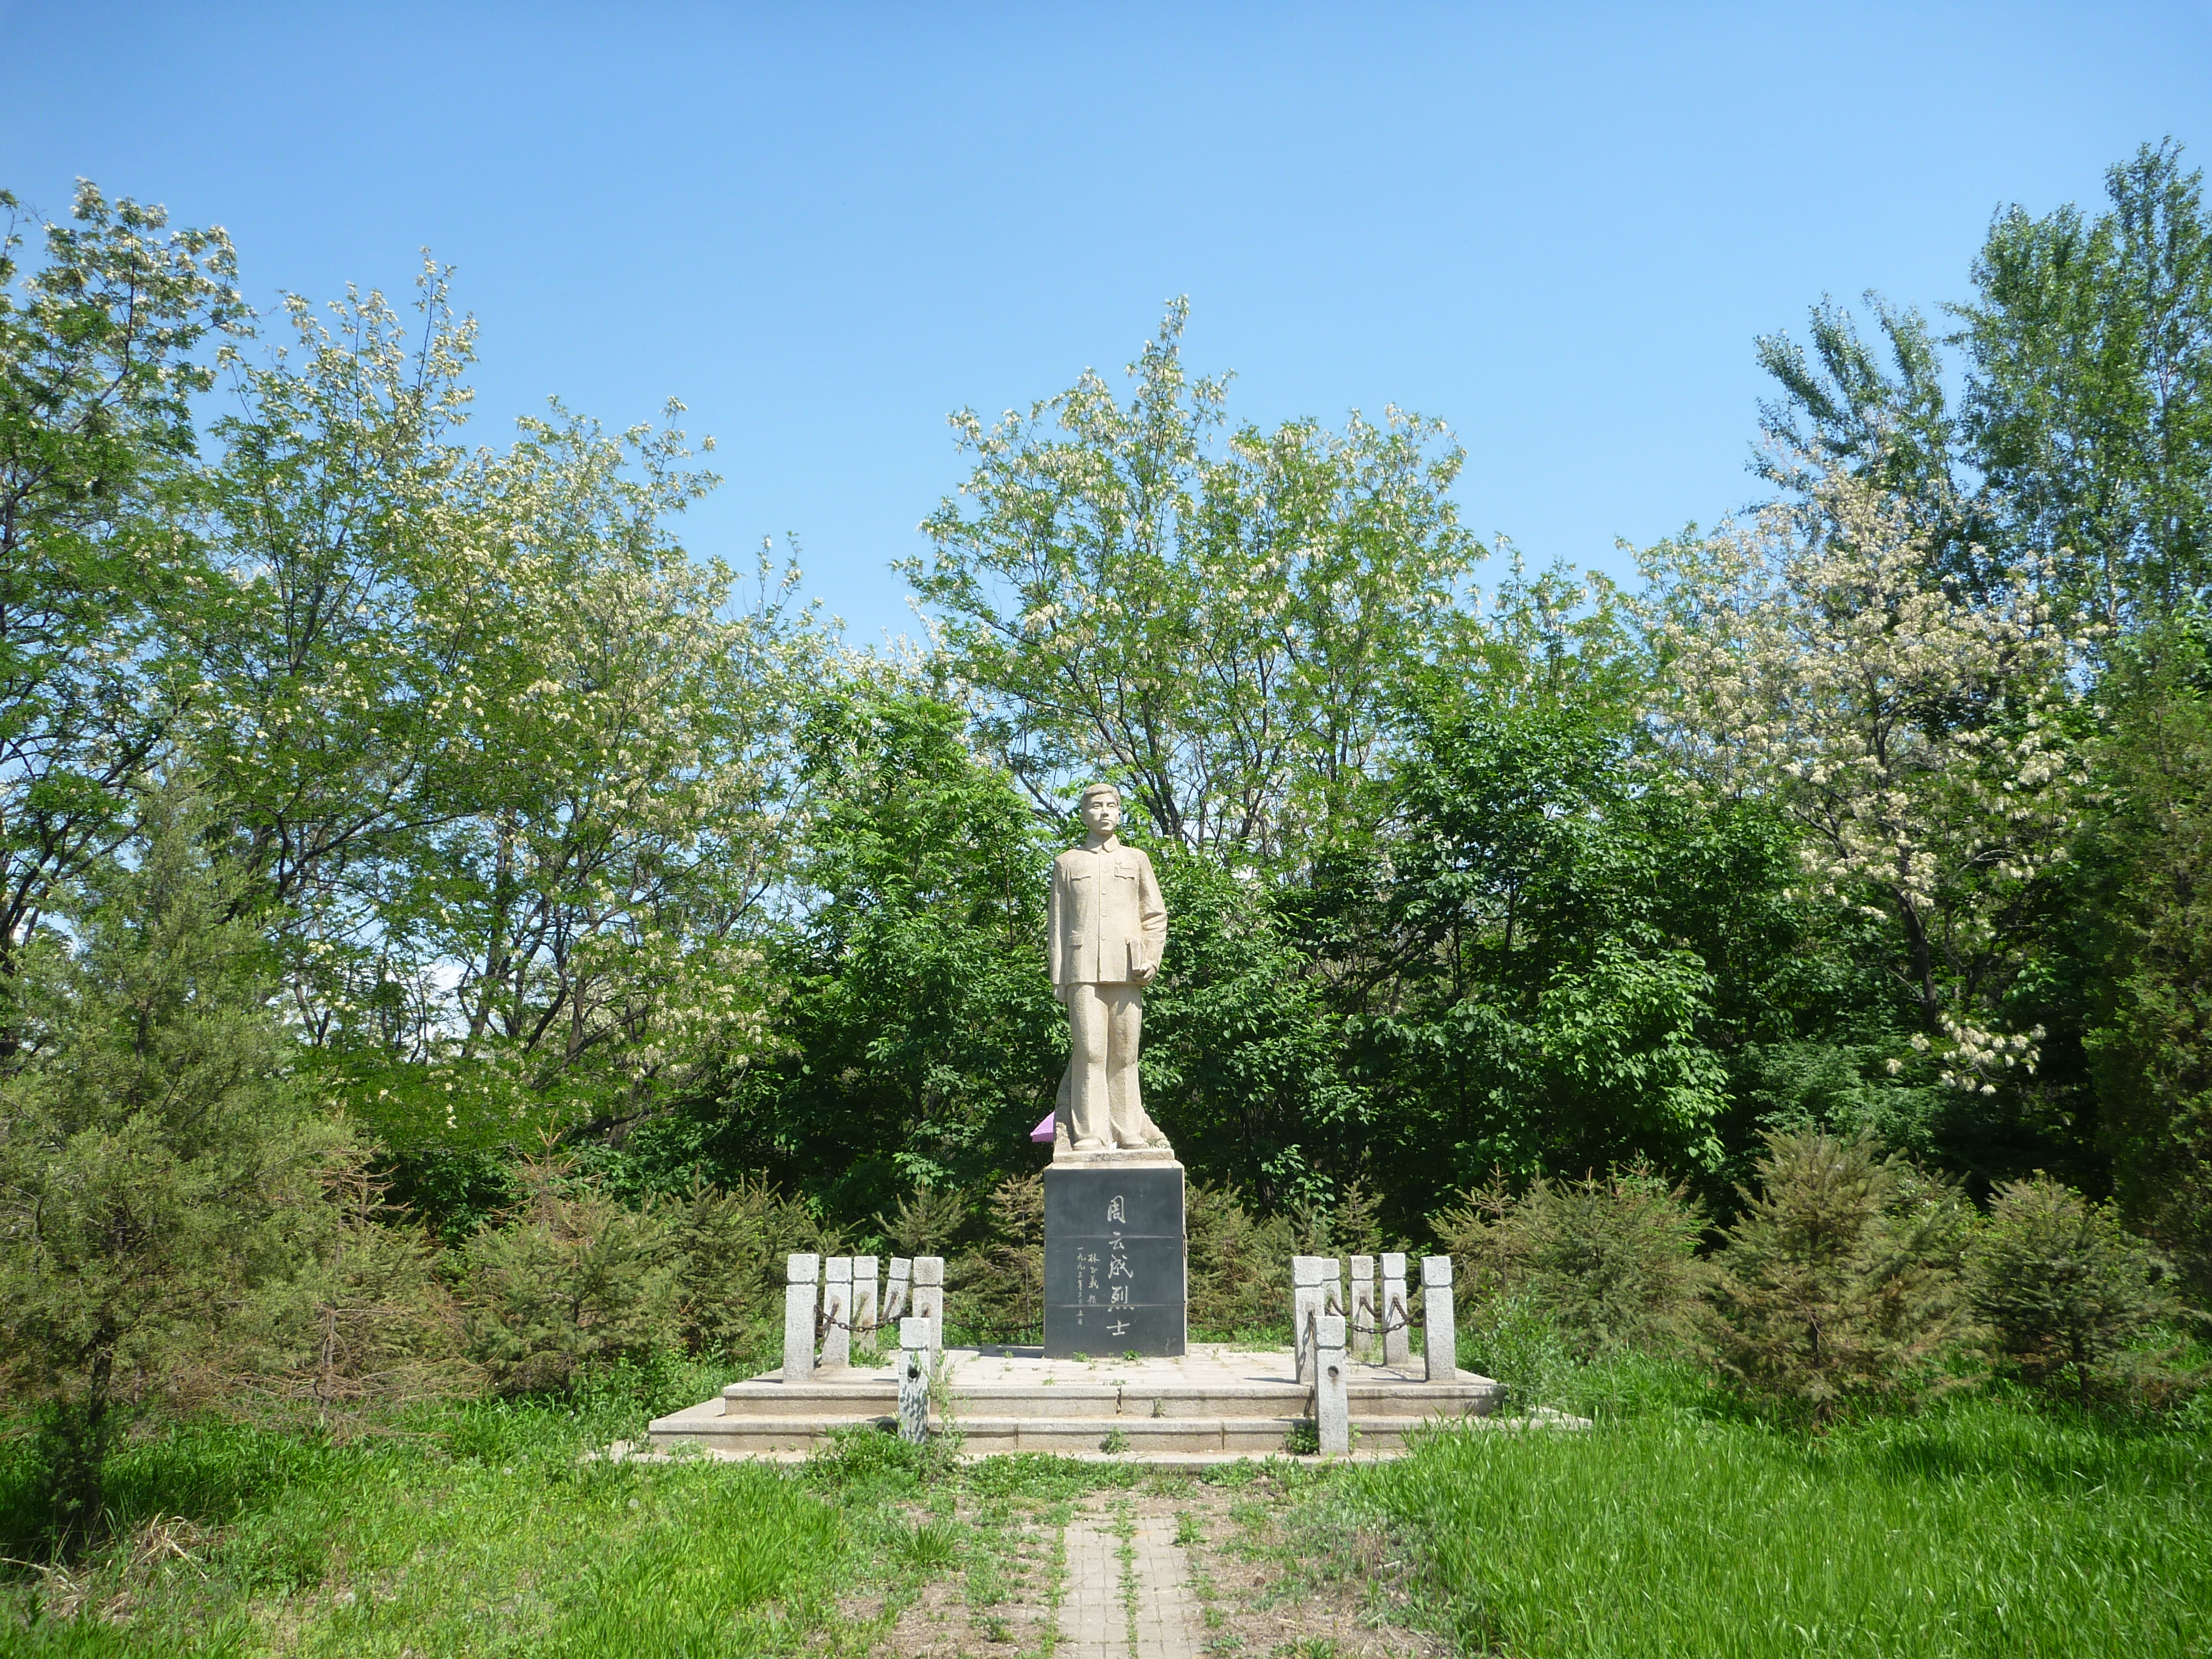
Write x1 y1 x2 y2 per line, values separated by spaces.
1127 1517 1202 1657
1057 1515 1199 1658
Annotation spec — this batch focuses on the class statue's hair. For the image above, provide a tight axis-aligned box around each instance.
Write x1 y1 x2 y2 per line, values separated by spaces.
1077 781 1122 810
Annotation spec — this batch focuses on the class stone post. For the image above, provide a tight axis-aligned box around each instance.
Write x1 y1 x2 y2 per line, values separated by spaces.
1292 1255 1328 1384
782 1253 819 1383
1350 1255 1377 1363
821 1256 853 1369
1381 1252 1411 1368
912 1255 945 1353
1313 1312 1349 1455
897 1316 932 1443
1422 1255 1457 1382
885 1257 911 1323
853 1254 880 1348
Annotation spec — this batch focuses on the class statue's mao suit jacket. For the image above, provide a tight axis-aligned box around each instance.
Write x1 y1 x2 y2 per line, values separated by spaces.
1048 842 1167 989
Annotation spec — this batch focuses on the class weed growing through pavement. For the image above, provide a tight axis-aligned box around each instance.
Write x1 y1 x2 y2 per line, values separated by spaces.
1112 1498 1139 1655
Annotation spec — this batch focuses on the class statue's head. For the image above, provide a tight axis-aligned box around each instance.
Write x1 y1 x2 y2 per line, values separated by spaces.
1078 782 1122 838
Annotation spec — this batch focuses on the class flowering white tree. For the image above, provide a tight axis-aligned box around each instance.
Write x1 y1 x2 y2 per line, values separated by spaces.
1637 461 2088 1091
194 268 827 1120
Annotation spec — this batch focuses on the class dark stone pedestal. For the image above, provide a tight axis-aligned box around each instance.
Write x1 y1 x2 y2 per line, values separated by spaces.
1043 1159 1186 1358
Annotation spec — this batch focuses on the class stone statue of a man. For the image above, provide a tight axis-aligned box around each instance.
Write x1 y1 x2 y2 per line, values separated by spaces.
1050 782 1172 1154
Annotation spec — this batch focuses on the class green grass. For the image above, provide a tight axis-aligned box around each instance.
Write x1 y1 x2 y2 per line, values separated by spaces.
0 1361 958 1657
0 1359 1155 1657
8 1354 2209 1657
1357 1381 2212 1658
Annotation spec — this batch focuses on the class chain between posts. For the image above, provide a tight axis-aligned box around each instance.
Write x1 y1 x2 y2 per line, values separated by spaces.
1309 1305 1411 1344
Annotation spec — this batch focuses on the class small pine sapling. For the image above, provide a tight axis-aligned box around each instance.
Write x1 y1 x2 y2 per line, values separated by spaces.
1968 1174 2179 1402
1703 1130 1974 1418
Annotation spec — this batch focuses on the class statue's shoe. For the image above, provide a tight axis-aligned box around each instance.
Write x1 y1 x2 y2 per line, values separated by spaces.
1072 1138 1110 1151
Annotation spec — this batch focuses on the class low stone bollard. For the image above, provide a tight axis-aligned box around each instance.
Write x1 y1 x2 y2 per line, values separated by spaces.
853 1254 880 1345
885 1257 912 1324
1422 1255 1457 1382
1350 1255 1378 1363
1381 1252 1411 1367
1292 1255 1328 1383
822 1256 853 1369
912 1255 945 1352
1313 1312 1349 1455
784 1253 820 1383
897 1316 932 1443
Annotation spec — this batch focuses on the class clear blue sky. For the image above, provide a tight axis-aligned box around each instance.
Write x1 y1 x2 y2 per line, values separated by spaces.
6 3 2209 645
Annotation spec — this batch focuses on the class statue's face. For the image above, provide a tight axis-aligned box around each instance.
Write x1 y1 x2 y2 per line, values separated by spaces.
1082 790 1121 838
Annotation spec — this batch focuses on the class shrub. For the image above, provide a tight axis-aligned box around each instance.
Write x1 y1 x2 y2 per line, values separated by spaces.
1968 1173 2182 1401
663 1175 831 1361
1703 1130 1975 1418
1433 1164 1706 1360
878 1183 969 1257
953 1173 1044 1341
1456 1291 1582 1412
460 1155 676 1393
1186 1182 1292 1335
236 1150 472 1417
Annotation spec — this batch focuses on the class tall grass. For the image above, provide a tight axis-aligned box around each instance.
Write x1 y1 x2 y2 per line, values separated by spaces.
1360 1392 2212 1658
0 1357 916 1656
11 1347 2209 1657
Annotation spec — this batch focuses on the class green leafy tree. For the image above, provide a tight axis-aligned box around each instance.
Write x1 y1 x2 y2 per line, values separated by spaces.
1961 139 2212 633
2081 622 2212 1295
397 419 809 1123
1756 142 2212 638
1138 848 1364 1210
0 184 243 997
200 274 812 1094
0 795 338 1546
1343 672 1809 1203
191 267 825 1212
909 299 1478 867
193 262 488 948
1754 293 1972 562
673 684 1060 1220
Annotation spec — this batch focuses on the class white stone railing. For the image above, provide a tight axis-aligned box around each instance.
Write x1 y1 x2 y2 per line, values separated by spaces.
1288 1251 1456 1411
785 1251 942 1381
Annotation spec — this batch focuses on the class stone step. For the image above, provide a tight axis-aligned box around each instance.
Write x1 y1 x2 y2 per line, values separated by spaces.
948 1415 1457 1454
646 1401 1471 1457
651 1345 1506 1463
717 1374 1502 1422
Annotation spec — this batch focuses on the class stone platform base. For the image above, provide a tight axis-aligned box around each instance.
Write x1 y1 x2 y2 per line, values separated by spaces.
645 1343 1506 1463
